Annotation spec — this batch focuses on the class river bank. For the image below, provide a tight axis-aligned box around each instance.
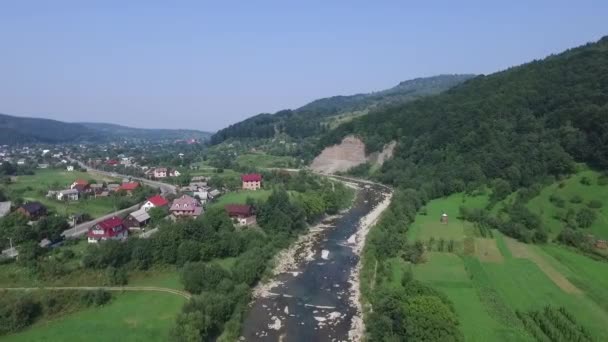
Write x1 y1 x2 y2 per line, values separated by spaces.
241 180 392 341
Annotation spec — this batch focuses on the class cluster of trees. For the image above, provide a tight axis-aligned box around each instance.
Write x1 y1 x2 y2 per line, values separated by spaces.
0 214 69 251
516 306 593 342
359 189 463 341
0 290 111 336
0 161 35 177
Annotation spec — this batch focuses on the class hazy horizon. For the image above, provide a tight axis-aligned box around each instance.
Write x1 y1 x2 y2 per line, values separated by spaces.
1 1 606 131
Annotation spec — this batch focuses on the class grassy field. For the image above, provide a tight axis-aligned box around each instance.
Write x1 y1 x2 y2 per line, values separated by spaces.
3 169 120 218
209 190 272 208
402 192 608 341
236 153 295 168
407 192 488 242
526 169 608 239
2 292 185 342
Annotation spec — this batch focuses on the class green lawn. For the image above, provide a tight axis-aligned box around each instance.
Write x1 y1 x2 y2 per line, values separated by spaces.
209 190 272 208
526 169 608 239
236 153 295 168
2 292 185 342
3 169 120 218
407 192 488 242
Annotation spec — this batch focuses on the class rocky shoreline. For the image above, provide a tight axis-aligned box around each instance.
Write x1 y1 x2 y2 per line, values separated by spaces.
347 190 393 341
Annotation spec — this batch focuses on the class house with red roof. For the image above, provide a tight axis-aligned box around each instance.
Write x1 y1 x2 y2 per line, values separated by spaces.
106 159 119 166
119 182 140 195
225 204 256 226
70 179 89 190
141 195 169 212
169 195 203 218
241 173 262 190
87 216 128 243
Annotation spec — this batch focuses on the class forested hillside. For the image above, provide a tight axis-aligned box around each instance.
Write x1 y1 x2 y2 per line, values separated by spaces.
322 36 608 196
210 74 474 144
0 113 100 144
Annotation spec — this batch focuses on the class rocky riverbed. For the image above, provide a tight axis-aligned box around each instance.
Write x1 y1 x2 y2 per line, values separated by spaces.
241 180 392 341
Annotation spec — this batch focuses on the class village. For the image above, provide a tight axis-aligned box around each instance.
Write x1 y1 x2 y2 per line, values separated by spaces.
1 143 265 256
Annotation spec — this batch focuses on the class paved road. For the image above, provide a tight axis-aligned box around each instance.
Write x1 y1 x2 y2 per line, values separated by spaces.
68 157 177 195
1 286 191 299
61 203 141 238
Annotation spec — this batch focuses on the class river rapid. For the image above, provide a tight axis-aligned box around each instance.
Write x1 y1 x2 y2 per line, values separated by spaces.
240 180 391 341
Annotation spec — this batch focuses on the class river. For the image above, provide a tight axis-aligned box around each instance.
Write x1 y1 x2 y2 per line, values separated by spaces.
240 180 390 341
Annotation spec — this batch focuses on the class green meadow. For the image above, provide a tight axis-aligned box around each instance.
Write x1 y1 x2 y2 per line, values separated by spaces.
406 192 488 242
2 169 120 218
236 153 295 168
400 190 608 341
526 168 608 239
209 190 272 208
2 292 185 342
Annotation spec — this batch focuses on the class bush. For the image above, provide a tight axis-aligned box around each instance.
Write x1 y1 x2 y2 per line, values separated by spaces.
587 200 603 209
580 176 592 185
81 289 112 306
549 194 565 208
576 208 596 228
598 174 608 186
105 266 128 286
569 195 583 204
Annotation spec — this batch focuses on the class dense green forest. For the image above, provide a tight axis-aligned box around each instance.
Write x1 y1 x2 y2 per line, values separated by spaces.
321 36 608 240
210 74 473 144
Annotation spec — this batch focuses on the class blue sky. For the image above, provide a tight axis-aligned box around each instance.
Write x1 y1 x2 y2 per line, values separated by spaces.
0 1 606 131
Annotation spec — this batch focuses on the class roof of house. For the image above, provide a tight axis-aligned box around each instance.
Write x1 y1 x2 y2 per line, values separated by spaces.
209 189 221 197
90 183 103 188
89 216 126 238
120 182 140 191
129 208 151 223
96 216 124 230
225 204 254 217
0 201 11 218
73 179 89 186
20 201 45 214
147 195 169 207
170 195 200 211
155 167 167 172
241 173 262 182
59 189 79 195
73 184 88 192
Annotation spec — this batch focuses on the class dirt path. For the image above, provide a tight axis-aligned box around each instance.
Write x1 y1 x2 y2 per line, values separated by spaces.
1 286 192 299
504 237 581 294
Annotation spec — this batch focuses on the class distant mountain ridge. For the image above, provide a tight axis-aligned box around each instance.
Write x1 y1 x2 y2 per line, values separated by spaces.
0 113 211 145
0 113 99 145
210 74 475 144
79 122 212 142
